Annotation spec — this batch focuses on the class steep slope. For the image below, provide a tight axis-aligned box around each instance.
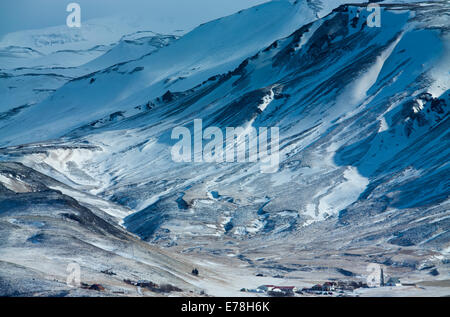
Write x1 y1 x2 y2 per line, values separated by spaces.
7 2 445 237
0 0 354 147
0 1 449 295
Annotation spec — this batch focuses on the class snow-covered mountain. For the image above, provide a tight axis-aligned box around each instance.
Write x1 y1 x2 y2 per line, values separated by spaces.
0 17 178 68
0 0 449 296
0 0 354 146
0 17 179 133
